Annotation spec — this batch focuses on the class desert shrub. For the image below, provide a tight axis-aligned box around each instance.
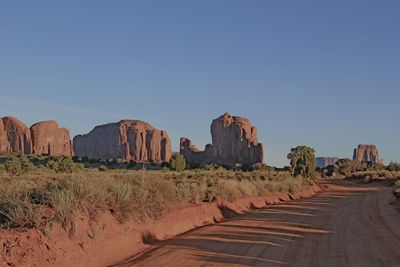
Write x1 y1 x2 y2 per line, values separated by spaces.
106 181 134 221
237 180 257 196
99 165 108 172
393 180 400 198
19 155 34 173
0 182 46 228
170 153 186 172
47 157 77 173
215 179 242 201
4 156 22 176
287 146 316 179
387 162 400 172
252 163 274 172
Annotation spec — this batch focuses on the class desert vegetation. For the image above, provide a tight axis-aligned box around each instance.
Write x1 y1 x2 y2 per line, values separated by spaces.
287 146 317 180
318 158 400 181
0 154 312 232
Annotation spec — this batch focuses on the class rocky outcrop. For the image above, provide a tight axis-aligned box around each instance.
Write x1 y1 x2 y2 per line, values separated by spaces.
0 116 32 154
180 138 214 168
73 120 171 163
316 157 338 169
180 113 264 168
0 116 73 156
353 145 383 164
30 121 73 156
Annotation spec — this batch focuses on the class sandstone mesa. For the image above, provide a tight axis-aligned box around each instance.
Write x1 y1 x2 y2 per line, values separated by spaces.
73 120 172 163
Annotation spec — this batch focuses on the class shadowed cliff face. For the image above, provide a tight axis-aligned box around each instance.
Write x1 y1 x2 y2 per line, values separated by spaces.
180 113 264 168
73 120 171 163
353 145 383 164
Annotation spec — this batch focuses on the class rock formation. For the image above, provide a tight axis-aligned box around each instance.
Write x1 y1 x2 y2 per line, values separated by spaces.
0 118 11 153
353 145 383 164
180 113 264 168
0 116 73 156
73 120 172 163
316 157 338 169
0 116 32 154
30 121 73 156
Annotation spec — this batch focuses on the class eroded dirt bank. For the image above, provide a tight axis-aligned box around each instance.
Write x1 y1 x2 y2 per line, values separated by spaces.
111 180 400 267
0 185 321 267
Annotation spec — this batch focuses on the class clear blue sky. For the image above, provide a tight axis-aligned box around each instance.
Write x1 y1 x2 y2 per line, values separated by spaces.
1 1 399 167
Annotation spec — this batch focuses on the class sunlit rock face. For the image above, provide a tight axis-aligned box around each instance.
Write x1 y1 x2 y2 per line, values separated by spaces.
181 113 264 168
0 116 32 154
30 120 73 156
353 145 383 164
74 120 171 163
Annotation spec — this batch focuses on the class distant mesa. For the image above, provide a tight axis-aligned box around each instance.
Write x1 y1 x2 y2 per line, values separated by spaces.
73 120 172 163
316 157 338 169
0 116 32 154
180 112 264 168
353 144 383 164
0 116 73 156
31 120 73 156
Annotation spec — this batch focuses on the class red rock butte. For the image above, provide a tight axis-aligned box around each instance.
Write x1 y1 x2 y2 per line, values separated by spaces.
180 112 264 168
0 116 32 154
73 120 172 163
0 116 73 156
31 120 73 156
353 144 383 164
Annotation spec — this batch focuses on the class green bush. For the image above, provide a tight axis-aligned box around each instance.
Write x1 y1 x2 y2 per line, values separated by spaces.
387 162 400 172
20 155 34 173
47 157 77 173
170 153 186 172
5 156 22 176
287 146 316 179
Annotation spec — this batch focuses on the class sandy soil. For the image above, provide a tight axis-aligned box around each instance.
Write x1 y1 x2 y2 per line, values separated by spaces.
111 180 400 267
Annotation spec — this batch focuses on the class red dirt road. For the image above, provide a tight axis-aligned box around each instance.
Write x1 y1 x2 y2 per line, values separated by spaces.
111 180 400 267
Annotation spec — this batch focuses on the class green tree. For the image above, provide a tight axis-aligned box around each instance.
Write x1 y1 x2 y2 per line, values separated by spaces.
336 158 363 176
387 162 400 172
287 146 316 179
170 153 186 172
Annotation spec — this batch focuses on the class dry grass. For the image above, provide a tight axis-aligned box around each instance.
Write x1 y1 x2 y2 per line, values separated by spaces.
0 165 311 230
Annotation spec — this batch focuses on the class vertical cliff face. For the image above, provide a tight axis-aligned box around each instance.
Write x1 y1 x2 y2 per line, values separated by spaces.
353 145 382 164
1 116 32 154
73 120 171 163
180 113 264 168
0 118 11 153
30 121 73 156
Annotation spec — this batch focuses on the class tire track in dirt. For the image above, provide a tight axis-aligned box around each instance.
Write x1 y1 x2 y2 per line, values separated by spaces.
111 180 400 267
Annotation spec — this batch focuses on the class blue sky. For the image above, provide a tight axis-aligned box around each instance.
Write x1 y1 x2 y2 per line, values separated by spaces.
1 1 399 166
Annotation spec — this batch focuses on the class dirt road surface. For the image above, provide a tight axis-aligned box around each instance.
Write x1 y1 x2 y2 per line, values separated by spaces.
111 180 400 267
